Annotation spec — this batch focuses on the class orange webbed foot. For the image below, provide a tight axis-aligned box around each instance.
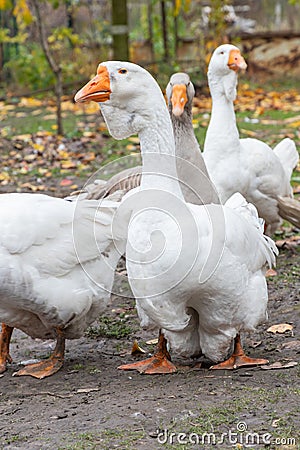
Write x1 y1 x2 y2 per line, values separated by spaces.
13 327 65 379
210 334 269 370
118 331 177 375
13 356 64 379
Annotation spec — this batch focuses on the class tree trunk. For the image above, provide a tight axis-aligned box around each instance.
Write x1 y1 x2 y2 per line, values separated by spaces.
31 0 63 135
173 0 178 58
147 1 155 61
160 0 169 62
112 0 129 60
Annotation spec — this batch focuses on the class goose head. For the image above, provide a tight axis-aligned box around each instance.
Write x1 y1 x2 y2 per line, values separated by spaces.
207 44 247 102
74 61 167 140
166 72 195 118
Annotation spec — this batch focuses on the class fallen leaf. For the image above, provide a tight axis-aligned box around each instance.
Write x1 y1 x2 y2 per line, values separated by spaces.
281 340 300 351
131 340 146 355
261 361 298 370
276 235 300 248
248 340 262 348
76 387 100 393
60 179 73 186
267 323 293 334
146 338 158 345
271 418 281 427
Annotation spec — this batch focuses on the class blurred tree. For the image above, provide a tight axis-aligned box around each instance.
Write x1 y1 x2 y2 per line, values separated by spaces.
31 0 64 134
160 0 169 61
112 0 128 60
0 0 30 78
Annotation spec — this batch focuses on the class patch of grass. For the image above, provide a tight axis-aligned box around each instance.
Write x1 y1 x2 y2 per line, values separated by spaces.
72 363 84 371
86 315 135 339
156 386 299 450
59 429 145 450
3 434 29 446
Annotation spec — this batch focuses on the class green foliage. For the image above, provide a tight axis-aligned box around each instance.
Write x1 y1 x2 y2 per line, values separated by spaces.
0 27 27 44
5 43 55 90
207 0 232 39
86 315 134 339
48 26 82 48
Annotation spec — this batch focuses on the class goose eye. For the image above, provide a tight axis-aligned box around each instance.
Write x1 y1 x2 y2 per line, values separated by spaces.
118 68 128 74
220 51 224 55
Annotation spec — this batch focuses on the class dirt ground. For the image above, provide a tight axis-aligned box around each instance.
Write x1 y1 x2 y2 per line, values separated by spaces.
0 241 299 449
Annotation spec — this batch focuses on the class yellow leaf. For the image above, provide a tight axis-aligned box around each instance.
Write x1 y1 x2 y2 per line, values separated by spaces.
131 340 146 355
61 161 77 169
58 150 69 159
20 97 43 107
267 323 293 334
128 136 139 143
0 0 12 11
14 133 32 141
0 172 10 181
240 129 257 137
290 120 300 128
32 143 45 152
13 0 32 25
83 131 96 138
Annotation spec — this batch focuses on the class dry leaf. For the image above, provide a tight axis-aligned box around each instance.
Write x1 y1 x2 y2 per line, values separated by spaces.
276 235 300 248
131 340 146 355
60 179 73 186
146 338 158 345
261 361 298 370
281 340 300 351
248 340 262 348
76 387 100 393
271 418 281 427
267 323 293 334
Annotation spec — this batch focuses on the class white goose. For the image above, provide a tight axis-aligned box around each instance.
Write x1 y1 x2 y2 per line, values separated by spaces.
75 61 277 373
0 193 126 378
72 72 219 206
203 44 299 235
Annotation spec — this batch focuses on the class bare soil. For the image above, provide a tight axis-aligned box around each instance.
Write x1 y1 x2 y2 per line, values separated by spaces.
0 244 299 450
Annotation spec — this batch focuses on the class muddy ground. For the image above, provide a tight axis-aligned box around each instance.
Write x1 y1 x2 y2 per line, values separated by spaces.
0 240 299 450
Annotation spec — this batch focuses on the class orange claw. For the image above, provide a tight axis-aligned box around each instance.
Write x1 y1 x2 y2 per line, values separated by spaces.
13 328 65 379
118 331 177 375
210 334 268 370
0 323 14 374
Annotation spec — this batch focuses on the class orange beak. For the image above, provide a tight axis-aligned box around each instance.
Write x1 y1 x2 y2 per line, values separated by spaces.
74 65 111 103
227 49 247 72
171 84 188 117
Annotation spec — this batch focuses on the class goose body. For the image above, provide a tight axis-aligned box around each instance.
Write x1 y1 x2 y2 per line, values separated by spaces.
0 193 125 377
75 61 277 369
203 44 299 234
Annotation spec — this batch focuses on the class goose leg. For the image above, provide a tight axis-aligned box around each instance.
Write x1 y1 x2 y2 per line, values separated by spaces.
13 327 65 379
210 333 268 370
118 330 177 374
0 324 14 373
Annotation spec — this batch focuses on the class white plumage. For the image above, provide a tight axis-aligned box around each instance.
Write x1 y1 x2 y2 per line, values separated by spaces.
203 44 299 234
0 193 126 377
75 61 278 372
